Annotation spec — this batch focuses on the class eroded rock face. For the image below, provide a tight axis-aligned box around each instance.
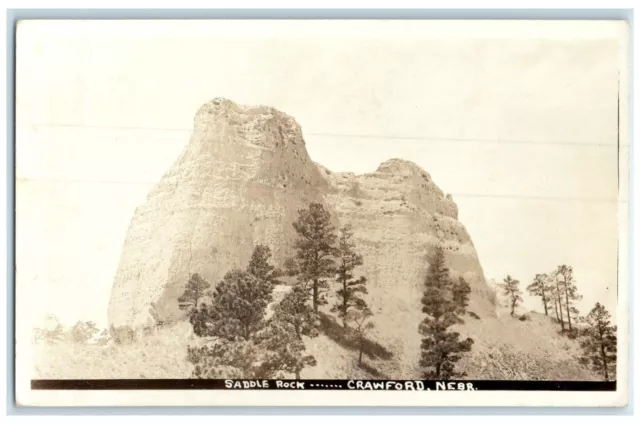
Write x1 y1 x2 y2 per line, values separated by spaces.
108 99 495 351
318 159 496 377
108 99 327 338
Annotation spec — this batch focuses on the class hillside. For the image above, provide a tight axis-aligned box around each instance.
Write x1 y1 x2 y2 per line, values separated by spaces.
33 288 598 381
31 98 600 381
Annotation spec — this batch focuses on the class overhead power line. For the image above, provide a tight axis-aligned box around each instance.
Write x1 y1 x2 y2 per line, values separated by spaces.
16 177 626 204
28 123 623 148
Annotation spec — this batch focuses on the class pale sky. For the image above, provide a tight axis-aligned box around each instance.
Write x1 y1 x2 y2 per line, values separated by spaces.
15 20 628 329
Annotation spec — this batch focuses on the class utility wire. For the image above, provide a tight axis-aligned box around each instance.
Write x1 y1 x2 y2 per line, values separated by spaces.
29 123 623 148
16 177 625 204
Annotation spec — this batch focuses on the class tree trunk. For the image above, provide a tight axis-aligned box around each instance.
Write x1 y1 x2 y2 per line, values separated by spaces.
542 296 548 316
313 278 318 313
554 297 560 321
358 337 364 366
564 284 573 331
555 281 565 331
342 276 348 328
510 298 515 316
295 322 301 340
598 325 609 381
600 343 609 381
295 369 301 380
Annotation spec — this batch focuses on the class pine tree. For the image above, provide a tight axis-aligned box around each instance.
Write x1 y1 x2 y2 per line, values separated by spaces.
419 246 473 379
452 276 472 316
190 269 273 340
283 257 300 277
347 309 375 366
579 303 617 381
555 265 582 332
247 244 277 285
259 318 317 379
272 284 319 340
188 338 263 379
526 273 553 316
292 203 337 313
500 275 523 317
178 273 211 311
331 225 368 328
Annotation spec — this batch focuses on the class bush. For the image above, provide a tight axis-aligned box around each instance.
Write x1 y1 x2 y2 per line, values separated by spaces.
518 314 531 322
566 328 580 340
468 311 481 320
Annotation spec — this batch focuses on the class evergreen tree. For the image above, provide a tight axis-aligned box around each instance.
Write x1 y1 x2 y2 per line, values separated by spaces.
347 309 375 366
272 284 318 340
292 203 337 313
555 265 582 332
500 275 523 317
259 318 317 379
283 257 300 277
419 246 473 379
579 303 617 381
247 244 277 285
452 276 472 316
189 279 318 380
188 338 264 379
178 273 211 311
190 269 273 340
526 273 553 316
331 224 368 328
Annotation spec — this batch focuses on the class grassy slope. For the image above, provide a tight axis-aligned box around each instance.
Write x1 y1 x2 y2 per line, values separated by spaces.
457 312 597 380
33 322 196 379
33 280 598 380
32 311 597 380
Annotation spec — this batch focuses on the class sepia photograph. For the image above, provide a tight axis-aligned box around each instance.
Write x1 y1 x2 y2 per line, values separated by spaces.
13 19 630 407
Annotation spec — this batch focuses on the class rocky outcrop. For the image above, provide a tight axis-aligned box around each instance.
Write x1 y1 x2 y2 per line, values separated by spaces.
108 99 327 339
318 159 495 376
108 98 495 353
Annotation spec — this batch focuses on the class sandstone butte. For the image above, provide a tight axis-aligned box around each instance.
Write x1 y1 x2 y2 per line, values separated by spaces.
107 98 593 380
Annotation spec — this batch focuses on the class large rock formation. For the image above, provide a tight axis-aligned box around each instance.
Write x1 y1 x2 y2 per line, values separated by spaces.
108 99 327 340
108 99 495 359
318 160 495 376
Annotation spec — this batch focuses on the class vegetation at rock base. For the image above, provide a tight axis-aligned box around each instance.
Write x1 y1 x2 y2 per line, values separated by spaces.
247 244 278 285
272 284 318 340
189 269 272 340
31 203 615 382
453 276 471 315
579 302 617 381
33 318 107 345
177 273 210 312
185 244 317 379
292 202 337 313
331 224 369 328
500 275 523 317
419 245 474 379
